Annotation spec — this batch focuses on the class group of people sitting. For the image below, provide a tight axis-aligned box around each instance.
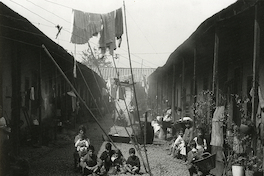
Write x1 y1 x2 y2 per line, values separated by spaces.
168 121 209 176
74 125 141 176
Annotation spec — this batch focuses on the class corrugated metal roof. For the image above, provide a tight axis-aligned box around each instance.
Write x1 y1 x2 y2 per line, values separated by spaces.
92 67 156 82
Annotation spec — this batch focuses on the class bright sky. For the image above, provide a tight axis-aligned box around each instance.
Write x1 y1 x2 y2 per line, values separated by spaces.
1 0 237 68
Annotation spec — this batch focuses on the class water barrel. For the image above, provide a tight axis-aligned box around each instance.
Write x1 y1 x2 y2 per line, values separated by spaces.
132 122 154 144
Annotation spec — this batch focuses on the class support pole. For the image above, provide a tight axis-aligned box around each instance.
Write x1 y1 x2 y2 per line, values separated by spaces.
172 64 176 122
11 44 21 155
213 30 219 106
193 46 197 129
123 1 151 174
252 3 260 155
181 59 185 116
42 44 117 148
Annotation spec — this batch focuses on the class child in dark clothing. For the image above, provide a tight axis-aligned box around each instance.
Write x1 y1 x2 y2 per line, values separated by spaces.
107 149 127 175
111 149 126 174
125 148 140 174
80 145 100 176
186 140 202 176
99 142 115 175
193 127 207 158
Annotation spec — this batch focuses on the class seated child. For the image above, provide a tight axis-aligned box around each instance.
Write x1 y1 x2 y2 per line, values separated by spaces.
74 125 90 170
186 140 202 176
108 149 127 175
193 127 207 158
125 148 140 175
75 135 90 158
80 145 100 175
99 142 115 175
74 125 87 143
168 129 186 158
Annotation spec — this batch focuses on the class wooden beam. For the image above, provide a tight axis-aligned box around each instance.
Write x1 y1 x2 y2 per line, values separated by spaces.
193 46 197 129
172 64 176 122
213 30 219 106
181 59 185 116
252 3 260 155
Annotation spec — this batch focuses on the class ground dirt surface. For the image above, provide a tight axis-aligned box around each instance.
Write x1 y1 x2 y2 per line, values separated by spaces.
20 114 190 176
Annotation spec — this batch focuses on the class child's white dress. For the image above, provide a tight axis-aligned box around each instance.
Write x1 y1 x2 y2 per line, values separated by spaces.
172 135 186 155
75 138 90 156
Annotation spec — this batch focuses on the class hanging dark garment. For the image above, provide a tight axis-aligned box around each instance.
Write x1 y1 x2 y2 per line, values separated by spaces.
115 8 123 48
99 11 116 55
70 9 102 44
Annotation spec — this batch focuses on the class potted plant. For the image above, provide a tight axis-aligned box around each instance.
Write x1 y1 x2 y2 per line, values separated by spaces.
233 94 254 135
231 153 246 176
245 155 263 176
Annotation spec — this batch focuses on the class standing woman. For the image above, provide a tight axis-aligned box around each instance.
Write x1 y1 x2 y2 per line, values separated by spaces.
162 107 173 140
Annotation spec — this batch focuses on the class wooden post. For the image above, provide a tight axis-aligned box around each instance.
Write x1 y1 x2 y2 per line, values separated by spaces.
213 30 219 107
193 46 197 129
252 3 260 155
11 43 21 155
144 111 147 148
38 49 42 145
172 64 176 122
181 59 185 116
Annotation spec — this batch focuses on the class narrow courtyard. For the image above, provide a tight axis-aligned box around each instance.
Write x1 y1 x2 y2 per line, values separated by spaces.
20 114 189 176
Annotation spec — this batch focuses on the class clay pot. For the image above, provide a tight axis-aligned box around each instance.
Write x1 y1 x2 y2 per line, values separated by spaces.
232 165 244 176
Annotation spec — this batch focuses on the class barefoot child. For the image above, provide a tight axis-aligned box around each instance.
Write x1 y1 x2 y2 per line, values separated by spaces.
99 142 115 175
168 129 186 158
80 145 100 175
125 148 140 174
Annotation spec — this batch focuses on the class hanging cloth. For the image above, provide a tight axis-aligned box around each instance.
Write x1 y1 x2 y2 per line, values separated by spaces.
99 11 116 55
30 87 35 100
115 8 123 48
70 9 102 44
116 86 125 100
87 13 102 37
210 106 224 147
70 9 89 44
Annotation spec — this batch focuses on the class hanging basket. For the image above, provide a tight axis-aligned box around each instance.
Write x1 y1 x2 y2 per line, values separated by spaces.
232 165 244 176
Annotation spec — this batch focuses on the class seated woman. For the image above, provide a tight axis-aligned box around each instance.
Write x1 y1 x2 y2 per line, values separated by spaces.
162 107 173 139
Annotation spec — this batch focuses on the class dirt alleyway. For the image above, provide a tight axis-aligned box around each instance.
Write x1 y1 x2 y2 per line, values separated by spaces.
20 113 190 176
20 114 115 176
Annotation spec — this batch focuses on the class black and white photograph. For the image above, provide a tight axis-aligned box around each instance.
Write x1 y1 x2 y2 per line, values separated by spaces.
0 0 263 175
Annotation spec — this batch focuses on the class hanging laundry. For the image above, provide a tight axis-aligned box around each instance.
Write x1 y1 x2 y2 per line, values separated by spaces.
30 87 35 100
106 78 112 96
210 106 225 147
70 9 102 44
99 11 116 55
86 13 102 37
115 8 123 48
70 10 89 44
73 57 77 78
116 86 125 100
141 75 149 94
